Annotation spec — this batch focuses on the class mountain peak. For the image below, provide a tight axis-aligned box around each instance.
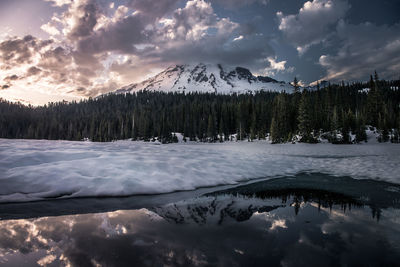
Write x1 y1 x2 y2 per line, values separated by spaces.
115 63 293 94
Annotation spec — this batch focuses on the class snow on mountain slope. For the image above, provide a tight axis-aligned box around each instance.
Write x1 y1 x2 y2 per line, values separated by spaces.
115 63 293 94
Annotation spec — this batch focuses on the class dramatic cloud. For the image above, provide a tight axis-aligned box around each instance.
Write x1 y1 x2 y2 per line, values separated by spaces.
62 0 101 40
76 12 150 55
319 21 400 81
127 0 180 18
0 35 53 68
0 34 103 97
142 0 275 67
1 0 398 104
277 0 350 54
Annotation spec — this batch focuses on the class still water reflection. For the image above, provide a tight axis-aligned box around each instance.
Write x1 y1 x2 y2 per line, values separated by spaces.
1 174 400 266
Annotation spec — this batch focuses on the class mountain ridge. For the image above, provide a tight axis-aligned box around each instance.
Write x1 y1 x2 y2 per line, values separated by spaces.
115 63 294 94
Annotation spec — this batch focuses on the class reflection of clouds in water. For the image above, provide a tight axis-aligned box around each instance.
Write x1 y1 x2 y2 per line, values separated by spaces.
270 219 287 231
0 197 399 266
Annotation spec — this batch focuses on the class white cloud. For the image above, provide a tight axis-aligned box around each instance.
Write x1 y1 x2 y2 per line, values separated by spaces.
40 22 60 36
233 35 244 41
262 57 294 76
44 0 72 7
37 255 57 266
277 0 350 54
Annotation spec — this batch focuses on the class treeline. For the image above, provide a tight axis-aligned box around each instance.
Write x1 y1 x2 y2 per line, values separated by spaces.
0 75 399 144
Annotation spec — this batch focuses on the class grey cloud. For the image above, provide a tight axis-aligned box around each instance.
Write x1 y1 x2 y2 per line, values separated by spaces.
67 86 87 94
319 21 400 81
67 0 101 40
69 0 178 54
148 34 274 68
169 0 218 41
109 59 158 84
0 35 53 67
76 13 150 55
277 0 350 54
25 45 99 91
26 66 42 76
4 74 19 81
239 22 257 36
1 84 10 90
140 1 274 68
211 0 269 8
79 80 119 96
37 47 74 83
127 0 179 18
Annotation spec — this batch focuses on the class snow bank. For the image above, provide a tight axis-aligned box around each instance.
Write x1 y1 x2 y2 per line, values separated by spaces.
0 139 399 203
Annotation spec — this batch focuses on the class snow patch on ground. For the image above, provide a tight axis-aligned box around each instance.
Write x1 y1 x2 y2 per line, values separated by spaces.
0 139 399 203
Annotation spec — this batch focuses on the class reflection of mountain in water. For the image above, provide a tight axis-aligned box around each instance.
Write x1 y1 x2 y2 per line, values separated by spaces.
153 173 400 224
1 172 400 221
152 196 284 225
1 173 400 266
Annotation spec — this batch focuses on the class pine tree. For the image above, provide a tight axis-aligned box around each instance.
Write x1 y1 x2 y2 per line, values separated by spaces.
354 115 367 143
366 72 384 127
297 90 315 143
0 83 399 144
270 94 290 143
250 112 257 141
330 106 339 143
207 114 215 142
269 117 278 143
341 109 354 144
219 116 225 142
293 77 300 93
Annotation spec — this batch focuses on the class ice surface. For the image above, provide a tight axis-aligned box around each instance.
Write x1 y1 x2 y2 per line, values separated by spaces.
0 139 399 203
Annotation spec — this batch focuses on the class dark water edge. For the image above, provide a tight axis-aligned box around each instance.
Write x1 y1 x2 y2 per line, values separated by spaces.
1 173 400 266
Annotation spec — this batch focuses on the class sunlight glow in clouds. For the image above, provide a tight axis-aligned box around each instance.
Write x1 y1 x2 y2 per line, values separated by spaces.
0 0 399 105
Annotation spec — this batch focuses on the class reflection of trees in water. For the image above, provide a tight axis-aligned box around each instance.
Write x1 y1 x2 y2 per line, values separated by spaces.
253 188 363 216
1 191 399 266
225 188 384 221
207 172 400 221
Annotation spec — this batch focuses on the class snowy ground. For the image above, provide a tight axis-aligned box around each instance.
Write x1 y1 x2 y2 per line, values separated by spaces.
0 139 399 203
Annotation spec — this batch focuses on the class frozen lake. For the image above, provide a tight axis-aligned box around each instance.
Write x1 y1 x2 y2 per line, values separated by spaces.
1 140 400 266
0 139 399 203
1 173 400 266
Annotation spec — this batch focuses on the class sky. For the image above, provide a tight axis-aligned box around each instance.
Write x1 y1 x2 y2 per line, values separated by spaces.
0 0 399 105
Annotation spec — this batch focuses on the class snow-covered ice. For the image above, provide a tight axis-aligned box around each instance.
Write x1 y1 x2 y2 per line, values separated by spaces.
0 139 399 203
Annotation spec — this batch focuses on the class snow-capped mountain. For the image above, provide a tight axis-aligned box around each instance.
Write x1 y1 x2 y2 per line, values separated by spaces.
115 63 293 94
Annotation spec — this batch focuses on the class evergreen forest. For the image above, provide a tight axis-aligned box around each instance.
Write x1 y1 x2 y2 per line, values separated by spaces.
1 74 399 144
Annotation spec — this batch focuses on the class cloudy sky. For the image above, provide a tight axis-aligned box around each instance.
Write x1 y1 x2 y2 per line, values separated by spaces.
0 0 399 105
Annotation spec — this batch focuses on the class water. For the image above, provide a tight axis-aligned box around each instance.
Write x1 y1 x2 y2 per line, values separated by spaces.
1 173 400 266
